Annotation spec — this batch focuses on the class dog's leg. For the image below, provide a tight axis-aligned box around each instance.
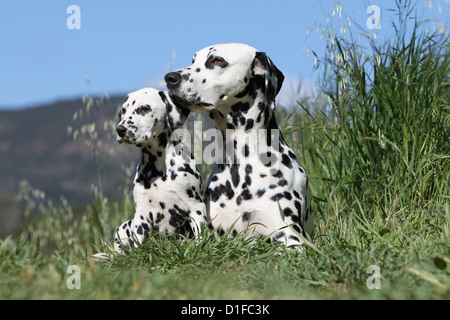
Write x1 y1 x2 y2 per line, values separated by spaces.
270 228 305 251
113 219 135 254
188 208 207 238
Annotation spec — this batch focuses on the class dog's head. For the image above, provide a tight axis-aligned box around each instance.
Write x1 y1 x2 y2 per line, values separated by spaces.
164 43 284 113
116 88 189 145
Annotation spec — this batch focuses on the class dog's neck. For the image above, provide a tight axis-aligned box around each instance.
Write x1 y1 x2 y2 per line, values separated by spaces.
208 96 287 167
134 131 171 188
209 95 276 132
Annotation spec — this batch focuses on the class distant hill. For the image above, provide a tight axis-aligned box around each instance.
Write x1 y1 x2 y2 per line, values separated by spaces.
0 95 140 201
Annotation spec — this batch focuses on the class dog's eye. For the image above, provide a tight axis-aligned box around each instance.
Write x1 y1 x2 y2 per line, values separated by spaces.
136 104 152 115
141 105 151 112
213 57 225 65
205 56 228 69
118 108 125 120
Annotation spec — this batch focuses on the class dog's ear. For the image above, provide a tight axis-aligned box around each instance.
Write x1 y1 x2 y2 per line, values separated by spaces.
252 51 285 109
159 91 190 132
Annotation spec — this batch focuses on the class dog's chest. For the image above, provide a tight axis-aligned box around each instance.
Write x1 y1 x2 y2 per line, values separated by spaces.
207 145 302 205
133 174 194 233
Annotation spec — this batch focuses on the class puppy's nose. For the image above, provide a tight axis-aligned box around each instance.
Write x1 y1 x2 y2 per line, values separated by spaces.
116 125 127 137
164 72 182 87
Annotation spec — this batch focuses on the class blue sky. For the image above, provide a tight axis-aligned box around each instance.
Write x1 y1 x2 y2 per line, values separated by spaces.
0 0 448 109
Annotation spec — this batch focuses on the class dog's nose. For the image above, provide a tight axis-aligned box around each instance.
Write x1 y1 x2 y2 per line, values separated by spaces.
164 72 182 87
116 125 127 137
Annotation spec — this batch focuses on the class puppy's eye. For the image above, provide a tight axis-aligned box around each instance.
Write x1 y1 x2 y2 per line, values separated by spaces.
118 108 125 120
118 108 125 117
136 104 152 115
141 105 151 112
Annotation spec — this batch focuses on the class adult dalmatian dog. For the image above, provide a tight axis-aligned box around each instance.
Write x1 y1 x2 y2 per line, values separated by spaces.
112 88 207 253
164 43 314 248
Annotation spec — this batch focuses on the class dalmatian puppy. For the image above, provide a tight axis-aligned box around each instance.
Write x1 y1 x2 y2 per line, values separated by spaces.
164 43 314 248
112 88 207 253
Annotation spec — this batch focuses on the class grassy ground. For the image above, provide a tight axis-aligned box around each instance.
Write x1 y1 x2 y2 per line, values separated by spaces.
0 215 448 300
1 2 449 300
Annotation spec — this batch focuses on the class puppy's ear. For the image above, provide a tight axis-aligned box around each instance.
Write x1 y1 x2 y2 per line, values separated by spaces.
159 91 190 132
252 52 285 109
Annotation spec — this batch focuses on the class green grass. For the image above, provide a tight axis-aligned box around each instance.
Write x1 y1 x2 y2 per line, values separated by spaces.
1 213 448 299
1 1 449 300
